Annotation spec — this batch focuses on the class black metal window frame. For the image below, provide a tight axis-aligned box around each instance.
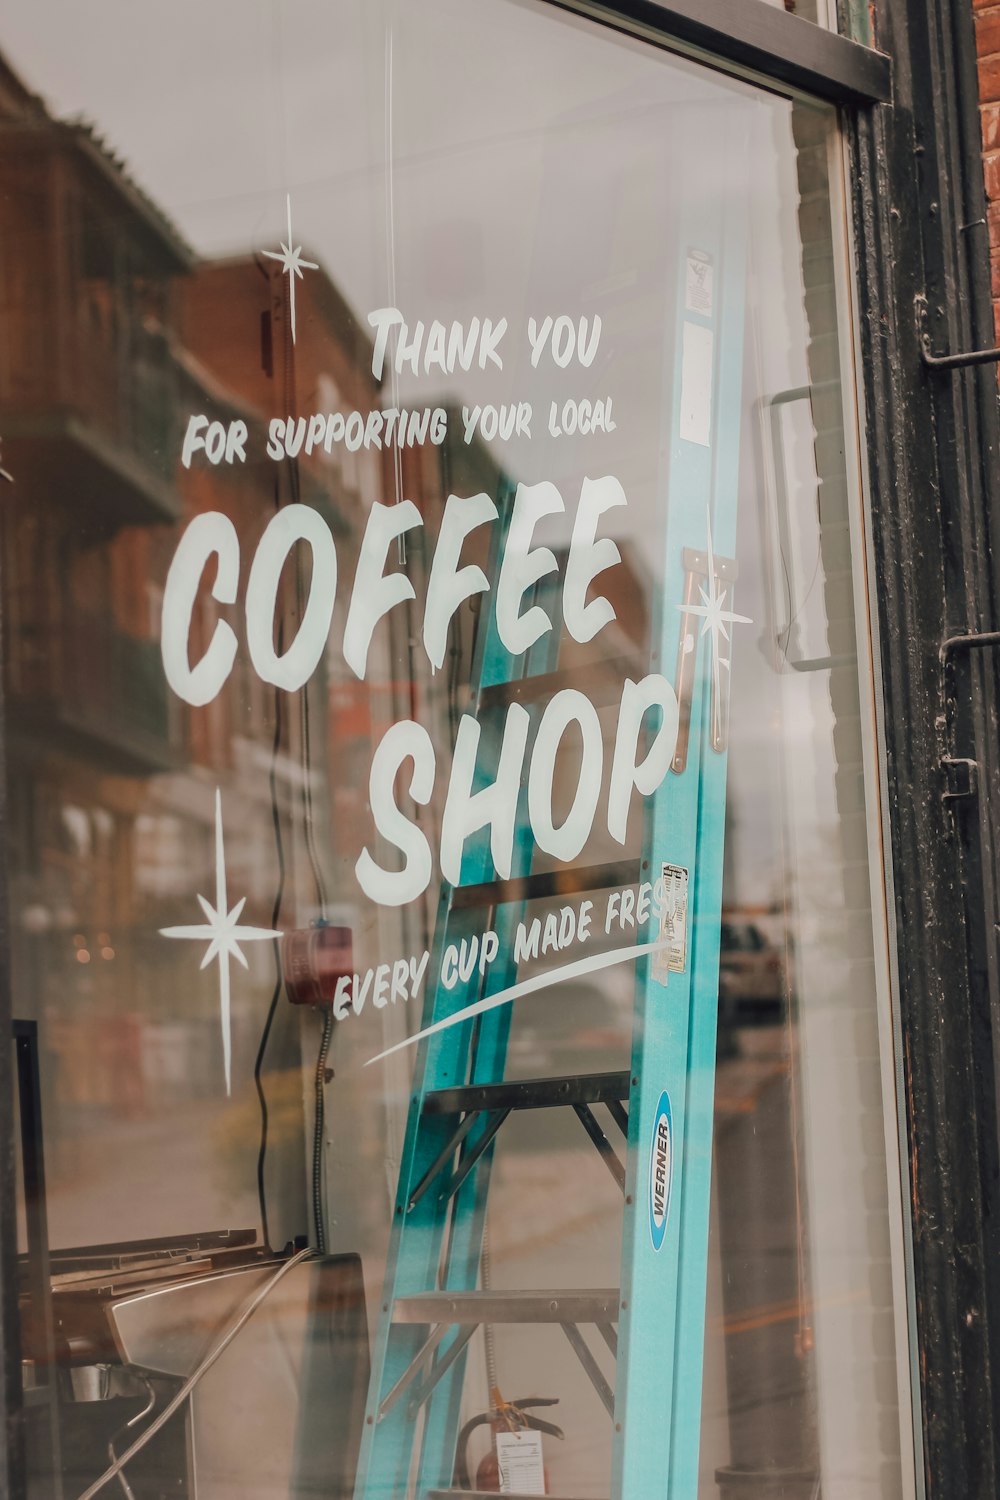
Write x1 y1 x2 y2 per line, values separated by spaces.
544 0 891 105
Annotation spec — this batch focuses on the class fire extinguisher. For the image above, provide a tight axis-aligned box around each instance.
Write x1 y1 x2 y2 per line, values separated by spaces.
454 1389 563 1493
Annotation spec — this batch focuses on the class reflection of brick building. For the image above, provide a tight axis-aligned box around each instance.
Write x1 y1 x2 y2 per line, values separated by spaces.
0 47 420 1135
0 41 503 1140
0 52 189 781
0 51 197 1132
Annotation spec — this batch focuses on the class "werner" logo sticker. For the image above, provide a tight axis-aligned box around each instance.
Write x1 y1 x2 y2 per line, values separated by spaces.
649 1090 674 1251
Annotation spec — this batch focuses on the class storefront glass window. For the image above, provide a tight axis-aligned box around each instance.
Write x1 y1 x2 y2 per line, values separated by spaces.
1 3 913 1497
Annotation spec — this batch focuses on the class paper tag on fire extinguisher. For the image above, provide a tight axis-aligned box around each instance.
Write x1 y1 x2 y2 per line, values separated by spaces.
495 1429 545 1495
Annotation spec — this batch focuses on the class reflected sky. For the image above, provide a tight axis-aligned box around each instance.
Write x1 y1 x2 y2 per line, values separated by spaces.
2 0 852 904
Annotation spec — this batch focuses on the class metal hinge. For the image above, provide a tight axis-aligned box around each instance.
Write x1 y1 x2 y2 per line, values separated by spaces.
942 757 978 802
939 632 1000 801
916 294 1000 371
920 334 1000 371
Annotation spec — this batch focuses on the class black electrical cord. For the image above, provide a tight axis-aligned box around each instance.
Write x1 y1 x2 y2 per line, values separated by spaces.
254 613 287 1254
252 263 289 1254
254 259 334 1258
279 270 335 1259
297 587 334 1257
312 1007 334 1254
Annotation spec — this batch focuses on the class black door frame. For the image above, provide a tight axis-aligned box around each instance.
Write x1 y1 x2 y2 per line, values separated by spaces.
848 0 1000 1491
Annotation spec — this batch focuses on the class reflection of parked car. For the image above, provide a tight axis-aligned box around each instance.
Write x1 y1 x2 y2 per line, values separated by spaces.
717 921 785 1026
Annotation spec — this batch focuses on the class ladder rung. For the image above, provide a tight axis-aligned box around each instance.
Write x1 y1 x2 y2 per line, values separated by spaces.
451 859 638 911
478 656 636 710
424 1070 630 1116
428 1492 605 1499
394 1289 619 1325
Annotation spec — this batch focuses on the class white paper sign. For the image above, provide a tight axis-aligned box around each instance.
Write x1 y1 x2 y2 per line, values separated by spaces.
679 321 714 448
496 1429 546 1495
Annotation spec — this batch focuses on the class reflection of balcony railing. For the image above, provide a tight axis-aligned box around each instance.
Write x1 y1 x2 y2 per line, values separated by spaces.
0 322 181 530
5 613 183 775
0 125 187 529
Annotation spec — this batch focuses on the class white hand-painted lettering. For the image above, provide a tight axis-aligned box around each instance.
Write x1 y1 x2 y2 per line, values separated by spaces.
343 501 422 680
423 492 498 673
161 512 240 707
367 307 508 380
441 931 500 991
245 504 337 690
563 475 626 644
304 886 667 1046
161 476 625 705
527 314 601 368
355 721 435 907
460 402 532 445
440 704 530 886
157 471 708 910
182 415 248 467
262 407 448 461
527 690 603 863
547 397 615 437
495 481 564 656
608 676 680 844
356 673 677 903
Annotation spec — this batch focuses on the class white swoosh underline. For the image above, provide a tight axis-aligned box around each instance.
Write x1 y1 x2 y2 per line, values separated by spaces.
365 937 671 1066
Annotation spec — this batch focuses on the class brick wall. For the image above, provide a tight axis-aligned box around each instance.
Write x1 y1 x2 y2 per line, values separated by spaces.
976 0 1000 336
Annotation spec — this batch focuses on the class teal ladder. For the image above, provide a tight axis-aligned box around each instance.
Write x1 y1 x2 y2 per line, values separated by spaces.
353 96 753 1500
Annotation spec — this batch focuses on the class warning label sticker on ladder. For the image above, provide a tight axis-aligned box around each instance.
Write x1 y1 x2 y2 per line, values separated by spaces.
653 863 689 983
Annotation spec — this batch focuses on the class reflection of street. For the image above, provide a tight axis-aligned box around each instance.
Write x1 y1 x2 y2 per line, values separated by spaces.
442 1015 812 1500
712 1025 816 1485
475 1113 622 1500
718 915 786 1027
38 1025 816 1498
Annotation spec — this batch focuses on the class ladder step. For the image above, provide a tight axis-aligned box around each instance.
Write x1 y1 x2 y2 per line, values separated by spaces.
394 1289 619 1325
451 859 638 911
478 656 636 710
423 1070 630 1116
428 1492 605 1499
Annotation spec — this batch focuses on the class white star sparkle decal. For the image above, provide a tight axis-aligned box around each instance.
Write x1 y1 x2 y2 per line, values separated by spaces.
682 510 753 706
262 194 318 345
161 790 282 1095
